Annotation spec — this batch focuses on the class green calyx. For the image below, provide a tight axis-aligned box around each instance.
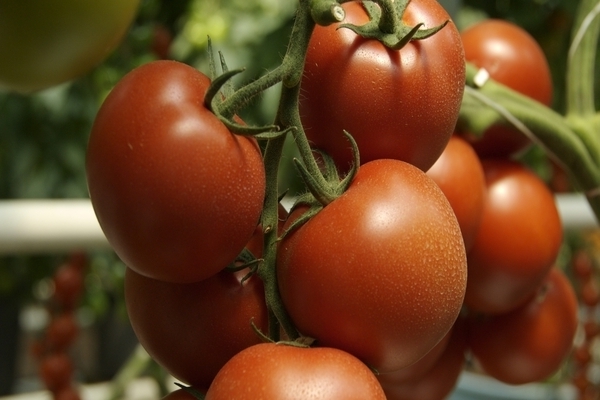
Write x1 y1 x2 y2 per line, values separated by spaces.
340 0 448 50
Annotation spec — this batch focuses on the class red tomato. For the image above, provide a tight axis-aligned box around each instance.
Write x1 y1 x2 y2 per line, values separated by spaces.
46 312 79 351
300 0 465 172
377 318 467 400
54 386 81 400
464 159 563 315
86 60 266 283
277 159 467 373
426 135 486 252
205 343 387 399
124 266 268 390
39 352 73 392
467 267 578 385
460 19 553 157
53 264 84 310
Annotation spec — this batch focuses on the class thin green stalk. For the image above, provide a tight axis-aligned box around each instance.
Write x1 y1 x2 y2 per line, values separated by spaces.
566 0 600 117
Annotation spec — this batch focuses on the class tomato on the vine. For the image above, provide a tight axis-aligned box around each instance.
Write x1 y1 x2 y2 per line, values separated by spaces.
124 265 268 390
39 352 73 393
300 0 465 172
426 135 486 252
0 0 140 93
277 159 467 373
377 318 467 400
86 60 266 283
467 267 578 385
464 159 563 315
205 343 387 399
460 19 553 157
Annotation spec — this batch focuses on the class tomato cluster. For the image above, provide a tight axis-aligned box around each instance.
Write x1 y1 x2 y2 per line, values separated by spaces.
33 253 87 400
84 1 578 399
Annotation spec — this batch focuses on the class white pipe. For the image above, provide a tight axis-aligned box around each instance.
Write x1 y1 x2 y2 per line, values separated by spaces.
0 199 110 254
0 193 596 255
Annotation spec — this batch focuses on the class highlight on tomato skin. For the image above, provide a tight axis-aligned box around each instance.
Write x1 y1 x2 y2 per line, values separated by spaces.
467 267 579 385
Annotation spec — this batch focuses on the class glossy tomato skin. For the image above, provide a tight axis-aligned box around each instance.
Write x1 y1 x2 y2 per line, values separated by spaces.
464 159 563 315
460 19 553 157
205 343 387 399
87 60 266 283
0 0 140 93
426 135 486 252
277 159 467 373
124 265 268 391
377 318 467 400
300 0 465 172
467 267 578 385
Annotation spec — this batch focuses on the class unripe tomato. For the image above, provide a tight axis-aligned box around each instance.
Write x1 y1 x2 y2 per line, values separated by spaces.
0 0 140 93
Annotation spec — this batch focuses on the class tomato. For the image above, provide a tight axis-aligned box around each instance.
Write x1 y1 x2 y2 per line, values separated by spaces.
299 0 465 172
124 265 268 390
464 159 563 315
467 267 578 385
460 19 553 157
39 352 73 392
426 135 486 252
46 312 79 351
86 60 266 283
54 386 81 400
53 263 84 310
277 159 467 373
205 343 387 399
0 0 140 93
377 318 467 400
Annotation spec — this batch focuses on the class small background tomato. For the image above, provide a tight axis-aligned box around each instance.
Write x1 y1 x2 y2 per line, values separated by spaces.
205 343 387 399
0 0 141 93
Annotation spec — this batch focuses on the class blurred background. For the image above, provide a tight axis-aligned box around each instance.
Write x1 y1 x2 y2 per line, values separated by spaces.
0 0 598 398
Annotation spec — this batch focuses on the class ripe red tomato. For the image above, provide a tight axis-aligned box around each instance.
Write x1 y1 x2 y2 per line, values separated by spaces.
300 0 465 172
46 312 79 351
205 343 387 399
426 135 486 252
377 318 467 400
124 265 268 390
86 60 266 283
39 352 73 392
0 0 140 93
277 159 467 373
460 19 553 157
467 267 578 385
53 264 84 310
464 159 563 315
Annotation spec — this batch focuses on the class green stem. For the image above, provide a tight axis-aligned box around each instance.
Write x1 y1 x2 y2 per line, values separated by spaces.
566 0 600 117
255 0 324 341
462 63 600 221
